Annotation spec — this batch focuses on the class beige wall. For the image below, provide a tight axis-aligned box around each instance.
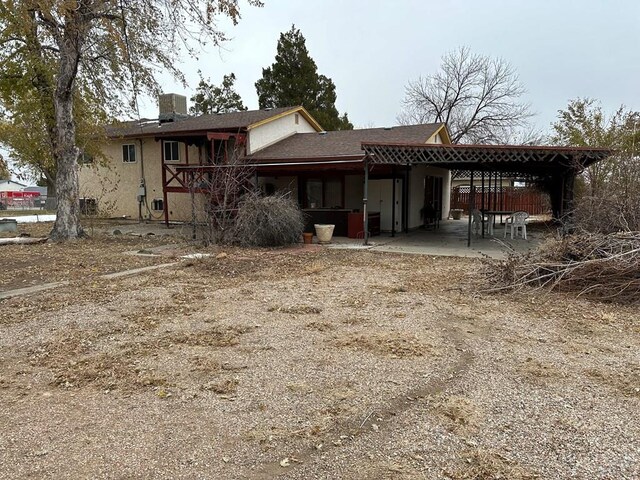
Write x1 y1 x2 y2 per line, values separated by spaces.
79 137 198 221
247 113 317 154
407 165 451 229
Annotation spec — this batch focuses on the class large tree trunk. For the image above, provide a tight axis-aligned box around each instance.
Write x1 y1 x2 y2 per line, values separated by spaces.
50 27 84 241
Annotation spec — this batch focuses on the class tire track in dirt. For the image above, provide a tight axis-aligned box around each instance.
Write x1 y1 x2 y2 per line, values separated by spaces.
251 320 475 479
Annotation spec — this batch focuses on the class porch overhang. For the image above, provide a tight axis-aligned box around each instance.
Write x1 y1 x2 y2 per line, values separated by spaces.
361 142 613 178
247 155 365 175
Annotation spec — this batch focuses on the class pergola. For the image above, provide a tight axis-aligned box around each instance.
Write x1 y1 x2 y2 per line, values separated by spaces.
361 142 613 246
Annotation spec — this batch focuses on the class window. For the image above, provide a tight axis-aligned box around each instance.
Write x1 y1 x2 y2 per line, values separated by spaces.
163 141 180 162
304 178 343 208
79 152 94 164
122 144 136 163
295 113 299 125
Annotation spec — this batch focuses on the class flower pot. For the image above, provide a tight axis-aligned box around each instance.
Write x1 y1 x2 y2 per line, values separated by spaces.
314 224 335 244
450 209 463 220
302 232 314 244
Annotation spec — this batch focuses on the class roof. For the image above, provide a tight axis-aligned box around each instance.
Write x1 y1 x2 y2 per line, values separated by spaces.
246 123 446 161
107 106 321 138
0 179 27 187
361 142 614 177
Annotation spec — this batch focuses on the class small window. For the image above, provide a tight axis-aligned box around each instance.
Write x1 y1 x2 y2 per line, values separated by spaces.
79 152 94 164
122 144 136 163
295 113 299 125
163 141 180 162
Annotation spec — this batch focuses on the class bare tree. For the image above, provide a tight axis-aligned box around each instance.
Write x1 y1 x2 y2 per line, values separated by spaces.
399 47 533 144
187 143 255 245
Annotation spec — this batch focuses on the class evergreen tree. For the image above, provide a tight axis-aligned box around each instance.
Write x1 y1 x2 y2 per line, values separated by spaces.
190 72 247 115
256 26 353 131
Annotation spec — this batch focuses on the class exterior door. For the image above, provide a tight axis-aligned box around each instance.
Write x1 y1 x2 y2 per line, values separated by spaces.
369 179 402 232
424 175 444 219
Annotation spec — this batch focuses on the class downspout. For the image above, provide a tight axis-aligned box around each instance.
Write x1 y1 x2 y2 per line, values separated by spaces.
138 138 145 223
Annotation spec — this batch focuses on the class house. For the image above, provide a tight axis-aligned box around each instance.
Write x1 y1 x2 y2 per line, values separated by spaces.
0 180 43 209
80 94 452 235
81 94 611 243
0 179 27 192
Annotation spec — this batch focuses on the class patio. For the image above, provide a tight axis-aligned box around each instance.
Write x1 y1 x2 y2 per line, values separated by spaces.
329 215 550 259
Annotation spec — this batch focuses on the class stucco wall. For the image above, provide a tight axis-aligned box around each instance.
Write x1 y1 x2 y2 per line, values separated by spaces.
248 113 317 154
79 138 199 221
407 165 451 229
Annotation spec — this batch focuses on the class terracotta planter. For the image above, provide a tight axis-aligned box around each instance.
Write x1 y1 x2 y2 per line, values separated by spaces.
302 232 314 244
314 224 335 244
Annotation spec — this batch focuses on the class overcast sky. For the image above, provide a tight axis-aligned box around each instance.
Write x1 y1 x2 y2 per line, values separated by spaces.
138 0 640 135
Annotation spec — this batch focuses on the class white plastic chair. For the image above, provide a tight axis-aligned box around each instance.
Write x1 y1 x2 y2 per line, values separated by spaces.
504 211 529 239
471 209 487 236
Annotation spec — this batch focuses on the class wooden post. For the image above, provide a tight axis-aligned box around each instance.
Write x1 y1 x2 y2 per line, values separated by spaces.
363 158 369 245
481 170 485 237
161 141 169 227
467 170 474 247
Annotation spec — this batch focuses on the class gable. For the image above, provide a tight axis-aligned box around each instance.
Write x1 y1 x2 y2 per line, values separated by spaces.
247 108 321 154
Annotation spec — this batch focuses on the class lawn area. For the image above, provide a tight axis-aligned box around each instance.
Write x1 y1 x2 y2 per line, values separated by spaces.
0 234 638 479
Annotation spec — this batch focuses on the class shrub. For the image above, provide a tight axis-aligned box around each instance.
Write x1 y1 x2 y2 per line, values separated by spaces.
233 194 305 247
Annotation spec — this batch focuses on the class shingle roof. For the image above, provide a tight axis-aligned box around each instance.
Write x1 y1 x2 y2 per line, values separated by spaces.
107 107 300 138
246 123 445 161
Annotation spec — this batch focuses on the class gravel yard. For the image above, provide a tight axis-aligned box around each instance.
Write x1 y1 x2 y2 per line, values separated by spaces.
0 237 638 479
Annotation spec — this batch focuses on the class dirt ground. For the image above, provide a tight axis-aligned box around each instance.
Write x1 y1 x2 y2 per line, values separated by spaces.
0 229 638 479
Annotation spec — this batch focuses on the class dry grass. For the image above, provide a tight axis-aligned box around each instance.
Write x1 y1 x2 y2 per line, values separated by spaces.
304 321 334 332
585 366 640 397
268 304 322 315
333 332 433 358
201 378 239 395
448 449 539 480
26 325 252 392
518 358 566 385
432 395 481 433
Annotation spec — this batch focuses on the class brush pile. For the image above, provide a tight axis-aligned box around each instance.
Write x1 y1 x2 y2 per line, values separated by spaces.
485 231 640 304
233 194 305 247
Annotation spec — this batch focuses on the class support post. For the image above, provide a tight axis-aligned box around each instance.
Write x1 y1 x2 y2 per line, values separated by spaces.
363 158 369 245
467 171 474 247
161 142 169 227
481 170 485 237
391 171 396 237
403 165 410 233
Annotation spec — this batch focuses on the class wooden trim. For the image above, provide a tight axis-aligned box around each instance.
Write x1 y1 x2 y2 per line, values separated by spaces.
429 124 452 144
247 106 324 132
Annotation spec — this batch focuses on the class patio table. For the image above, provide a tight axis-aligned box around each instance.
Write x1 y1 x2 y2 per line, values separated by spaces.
483 210 514 235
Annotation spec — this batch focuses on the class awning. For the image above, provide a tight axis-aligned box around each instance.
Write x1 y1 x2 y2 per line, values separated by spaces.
361 142 613 177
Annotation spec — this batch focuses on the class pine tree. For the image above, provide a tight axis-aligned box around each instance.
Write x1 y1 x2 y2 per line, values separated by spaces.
190 72 247 115
256 26 353 131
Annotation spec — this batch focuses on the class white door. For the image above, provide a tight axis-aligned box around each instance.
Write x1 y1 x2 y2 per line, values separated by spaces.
369 179 403 232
